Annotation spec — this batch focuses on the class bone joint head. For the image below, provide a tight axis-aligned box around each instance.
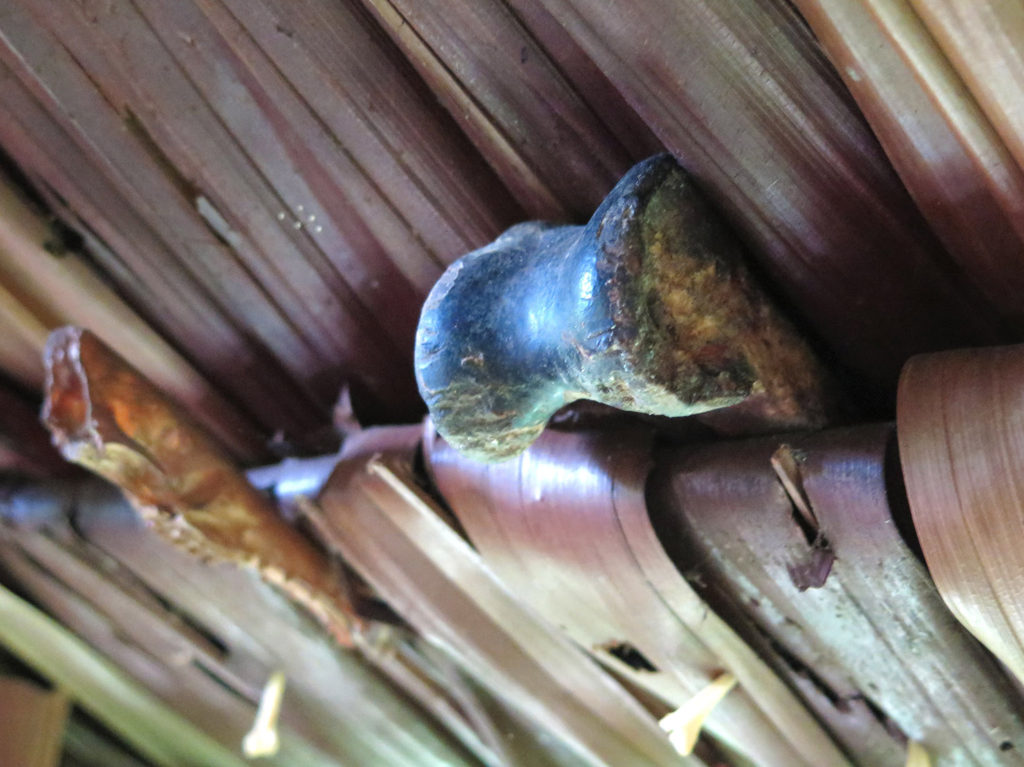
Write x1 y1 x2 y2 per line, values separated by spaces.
415 154 829 462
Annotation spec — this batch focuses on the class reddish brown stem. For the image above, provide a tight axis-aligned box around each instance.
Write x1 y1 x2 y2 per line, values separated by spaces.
42 326 361 646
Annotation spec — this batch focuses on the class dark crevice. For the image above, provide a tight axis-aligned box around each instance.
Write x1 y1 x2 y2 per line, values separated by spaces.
0 144 49 209
409 441 473 544
771 446 835 591
141 586 229 660
0 145 84 258
788 492 820 549
760 629 844 709
65 707 159 766
122 108 202 203
854 690 907 743
57 521 233 661
599 641 658 672
883 430 926 564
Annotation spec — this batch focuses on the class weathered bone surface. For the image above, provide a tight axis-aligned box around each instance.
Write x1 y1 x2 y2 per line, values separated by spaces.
415 155 831 461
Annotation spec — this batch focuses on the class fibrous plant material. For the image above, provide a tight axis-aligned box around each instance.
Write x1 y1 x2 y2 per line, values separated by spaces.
649 424 1024 764
0 476 487 767
314 435 695 767
898 344 1024 688
0 166 263 460
426 426 851 767
0 1 329 436
792 0 1024 332
416 155 833 462
357 0 644 220
41 326 361 647
523 0 1004 393
911 2 1024 189
0 581 247 767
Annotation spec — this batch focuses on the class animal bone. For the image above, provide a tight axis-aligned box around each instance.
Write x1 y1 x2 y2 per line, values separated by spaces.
415 155 831 461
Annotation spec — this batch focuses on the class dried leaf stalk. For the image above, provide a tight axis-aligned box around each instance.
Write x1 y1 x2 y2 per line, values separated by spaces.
42 326 360 646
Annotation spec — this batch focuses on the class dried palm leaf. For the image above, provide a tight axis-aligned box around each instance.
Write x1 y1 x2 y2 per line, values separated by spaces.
650 424 1024 764
315 434 699 767
898 344 1024 688
0 168 262 459
793 0 1024 332
427 427 850 767
357 0 636 218
912 1 1024 183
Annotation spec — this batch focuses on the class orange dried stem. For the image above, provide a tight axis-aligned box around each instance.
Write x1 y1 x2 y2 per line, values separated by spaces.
42 326 360 646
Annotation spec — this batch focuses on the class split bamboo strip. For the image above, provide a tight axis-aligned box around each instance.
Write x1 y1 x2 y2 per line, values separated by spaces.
0 168 263 460
525 0 1004 393
0 582 249 767
793 0 1024 331
898 345 1024 686
42 327 362 647
0 537 279 758
27 479 484 767
0 537 389 767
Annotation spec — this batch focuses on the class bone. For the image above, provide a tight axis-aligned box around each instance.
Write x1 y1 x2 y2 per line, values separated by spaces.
415 155 833 462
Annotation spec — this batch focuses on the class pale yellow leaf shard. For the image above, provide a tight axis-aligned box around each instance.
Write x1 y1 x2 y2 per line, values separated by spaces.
242 670 286 759
906 740 932 767
659 672 737 756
